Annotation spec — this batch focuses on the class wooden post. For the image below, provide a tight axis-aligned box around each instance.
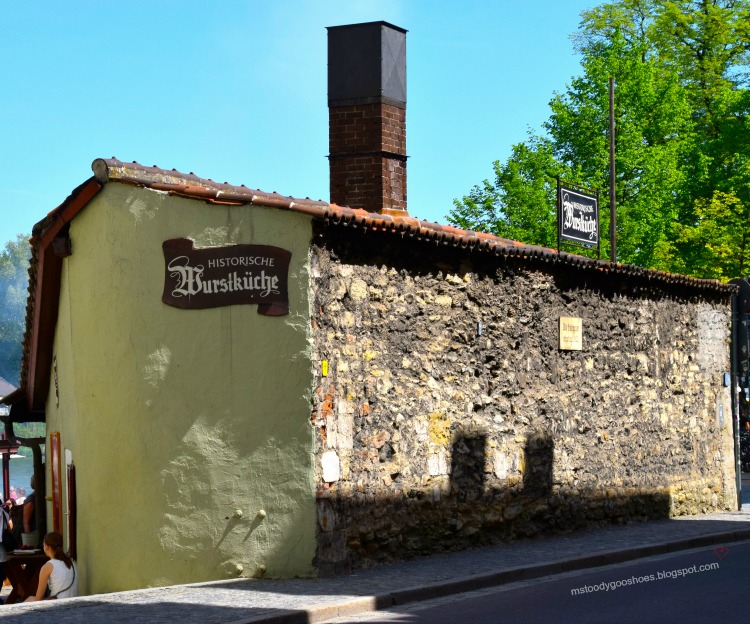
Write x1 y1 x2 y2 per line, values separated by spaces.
609 77 617 263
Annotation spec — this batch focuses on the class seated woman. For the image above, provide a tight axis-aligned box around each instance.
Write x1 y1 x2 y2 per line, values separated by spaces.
24 532 77 601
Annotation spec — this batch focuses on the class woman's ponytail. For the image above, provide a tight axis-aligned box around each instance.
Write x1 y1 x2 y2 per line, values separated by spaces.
43 531 73 569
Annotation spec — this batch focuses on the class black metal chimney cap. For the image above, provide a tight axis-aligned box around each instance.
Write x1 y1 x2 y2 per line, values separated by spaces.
327 21 407 108
326 20 407 34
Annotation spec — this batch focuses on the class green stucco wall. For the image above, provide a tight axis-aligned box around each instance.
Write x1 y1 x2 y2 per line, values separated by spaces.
45 183 316 594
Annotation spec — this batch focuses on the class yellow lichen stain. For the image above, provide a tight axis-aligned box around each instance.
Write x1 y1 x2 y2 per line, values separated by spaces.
428 413 451 446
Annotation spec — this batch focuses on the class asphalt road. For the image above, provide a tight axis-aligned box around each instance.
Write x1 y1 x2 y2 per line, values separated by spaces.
320 539 750 624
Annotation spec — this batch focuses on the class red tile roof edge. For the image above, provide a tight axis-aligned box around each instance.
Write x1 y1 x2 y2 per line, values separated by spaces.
92 157 733 293
16 178 103 416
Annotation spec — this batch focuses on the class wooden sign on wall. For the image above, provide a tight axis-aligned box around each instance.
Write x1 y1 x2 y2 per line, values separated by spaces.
559 317 583 351
162 238 291 316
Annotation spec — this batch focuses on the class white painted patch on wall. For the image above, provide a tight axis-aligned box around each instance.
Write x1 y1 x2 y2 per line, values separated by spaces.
494 450 510 479
192 227 232 247
321 451 340 482
428 450 448 476
143 346 172 388
127 191 160 223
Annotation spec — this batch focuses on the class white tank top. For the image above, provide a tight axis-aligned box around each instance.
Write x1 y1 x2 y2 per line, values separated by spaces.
47 558 78 598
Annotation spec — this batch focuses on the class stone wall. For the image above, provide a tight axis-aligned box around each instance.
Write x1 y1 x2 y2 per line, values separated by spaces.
309 227 736 573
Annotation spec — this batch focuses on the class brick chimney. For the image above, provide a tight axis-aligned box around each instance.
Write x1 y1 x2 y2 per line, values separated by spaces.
327 21 408 217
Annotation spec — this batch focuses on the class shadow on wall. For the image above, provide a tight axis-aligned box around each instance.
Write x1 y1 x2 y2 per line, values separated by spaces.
448 430 551 501
315 430 671 575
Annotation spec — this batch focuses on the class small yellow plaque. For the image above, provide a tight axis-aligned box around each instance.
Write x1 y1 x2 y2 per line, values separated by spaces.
559 317 582 351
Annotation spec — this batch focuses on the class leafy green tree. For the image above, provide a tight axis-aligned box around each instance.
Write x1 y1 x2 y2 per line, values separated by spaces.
674 163 750 279
0 234 31 386
449 136 569 248
449 0 750 278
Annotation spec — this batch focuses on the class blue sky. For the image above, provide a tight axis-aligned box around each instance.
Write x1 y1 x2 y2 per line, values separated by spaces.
0 0 600 245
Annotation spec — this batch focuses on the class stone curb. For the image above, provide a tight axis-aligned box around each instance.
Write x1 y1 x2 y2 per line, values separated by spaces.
240 528 750 624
